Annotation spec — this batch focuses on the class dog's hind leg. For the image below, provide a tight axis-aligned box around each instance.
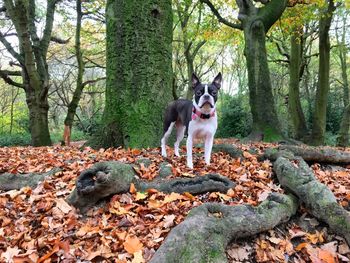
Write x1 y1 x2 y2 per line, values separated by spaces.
161 121 175 157
174 122 185 157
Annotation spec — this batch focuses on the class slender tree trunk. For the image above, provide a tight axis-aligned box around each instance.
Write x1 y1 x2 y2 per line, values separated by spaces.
9 88 19 135
63 0 84 146
288 29 307 140
336 14 350 147
310 0 335 145
97 0 173 148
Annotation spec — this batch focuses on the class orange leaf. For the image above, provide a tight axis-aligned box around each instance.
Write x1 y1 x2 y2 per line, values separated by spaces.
295 242 308 251
130 183 136 194
123 236 143 254
318 249 336 263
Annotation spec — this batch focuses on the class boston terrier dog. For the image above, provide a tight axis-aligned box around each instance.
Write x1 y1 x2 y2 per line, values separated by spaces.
161 73 222 169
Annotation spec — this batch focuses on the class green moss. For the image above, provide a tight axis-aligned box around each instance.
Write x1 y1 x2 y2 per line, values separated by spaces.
263 127 283 142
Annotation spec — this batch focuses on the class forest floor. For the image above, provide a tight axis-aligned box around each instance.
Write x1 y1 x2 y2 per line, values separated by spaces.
0 138 349 262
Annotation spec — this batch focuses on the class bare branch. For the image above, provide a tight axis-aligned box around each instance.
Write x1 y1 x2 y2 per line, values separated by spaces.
0 32 24 64
0 70 25 89
200 0 242 30
82 77 106 88
50 36 70 44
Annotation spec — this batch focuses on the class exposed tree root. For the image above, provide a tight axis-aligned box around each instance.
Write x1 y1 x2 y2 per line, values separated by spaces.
150 193 298 263
212 144 243 159
66 161 235 213
0 168 61 191
274 152 350 245
263 145 350 164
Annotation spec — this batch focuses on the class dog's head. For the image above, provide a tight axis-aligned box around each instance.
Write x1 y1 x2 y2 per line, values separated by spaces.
192 73 222 111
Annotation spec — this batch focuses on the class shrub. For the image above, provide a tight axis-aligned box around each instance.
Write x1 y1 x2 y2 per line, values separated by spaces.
0 133 31 147
216 96 252 138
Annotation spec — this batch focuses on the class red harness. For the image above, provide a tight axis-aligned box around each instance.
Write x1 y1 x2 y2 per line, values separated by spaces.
192 107 215 120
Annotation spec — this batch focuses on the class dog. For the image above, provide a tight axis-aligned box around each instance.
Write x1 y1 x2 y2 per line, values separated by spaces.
161 73 222 168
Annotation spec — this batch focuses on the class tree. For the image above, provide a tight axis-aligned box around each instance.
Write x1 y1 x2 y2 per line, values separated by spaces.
288 26 308 140
201 0 286 141
94 0 173 148
0 0 61 146
62 0 105 146
336 9 350 147
310 0 336 145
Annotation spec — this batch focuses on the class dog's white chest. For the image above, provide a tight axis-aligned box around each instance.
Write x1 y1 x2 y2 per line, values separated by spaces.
188 116 217 139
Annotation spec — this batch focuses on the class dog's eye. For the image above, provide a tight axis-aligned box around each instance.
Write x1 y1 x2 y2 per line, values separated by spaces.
196 90 202 96
211 91 217 96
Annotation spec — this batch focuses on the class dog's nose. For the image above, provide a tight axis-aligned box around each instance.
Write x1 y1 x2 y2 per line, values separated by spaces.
203 95 210 100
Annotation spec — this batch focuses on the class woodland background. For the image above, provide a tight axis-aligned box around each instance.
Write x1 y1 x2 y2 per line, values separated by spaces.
0 1 350 262
0 0 349 148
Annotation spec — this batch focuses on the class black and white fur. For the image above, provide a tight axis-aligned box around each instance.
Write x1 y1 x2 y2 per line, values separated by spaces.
161 73 222 169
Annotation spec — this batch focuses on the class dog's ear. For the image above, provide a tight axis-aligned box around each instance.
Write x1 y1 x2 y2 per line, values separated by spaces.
192 73 200 89
212 73 222 89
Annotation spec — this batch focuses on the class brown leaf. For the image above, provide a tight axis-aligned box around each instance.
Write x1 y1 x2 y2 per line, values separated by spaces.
123 236 143 254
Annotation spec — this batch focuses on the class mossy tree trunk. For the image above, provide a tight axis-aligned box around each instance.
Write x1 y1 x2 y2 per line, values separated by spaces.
336 13 350 147
0 0 58 146
310 0 336 145
202 0 286 142
99 0 173 149
288 27 308 140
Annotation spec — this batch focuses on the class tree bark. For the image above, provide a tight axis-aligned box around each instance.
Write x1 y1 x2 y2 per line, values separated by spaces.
150 193 298 262
310 0 336 145
96 0 173 149
0 168 61 191
274 152 350 245
67 161 234 213
336 13 350 147
288 28 308 140
0 0 58 146
338 104 350 147
63 0 84 146
262 144 350 164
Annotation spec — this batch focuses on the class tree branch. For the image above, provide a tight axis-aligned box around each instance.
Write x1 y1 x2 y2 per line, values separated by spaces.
0 70 25 89
200 0 243 30
50 36 70 44
0 32 24 65
82 77 106 88
40 0 58 56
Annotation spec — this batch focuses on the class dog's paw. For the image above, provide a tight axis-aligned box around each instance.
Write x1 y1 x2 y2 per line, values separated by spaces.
187 162 193 169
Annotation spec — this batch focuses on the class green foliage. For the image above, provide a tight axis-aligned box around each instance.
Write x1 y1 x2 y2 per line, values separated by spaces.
0 133 31 147
216 95 252 138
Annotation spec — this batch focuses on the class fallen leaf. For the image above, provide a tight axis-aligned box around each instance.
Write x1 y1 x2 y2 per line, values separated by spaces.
123 236 143 254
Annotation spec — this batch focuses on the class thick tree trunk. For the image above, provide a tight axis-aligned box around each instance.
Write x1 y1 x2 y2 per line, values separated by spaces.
243 21 282 141
238 0 288 142
26 90 52 146
288 29 307 140
97 0 173 149
310 0 335 145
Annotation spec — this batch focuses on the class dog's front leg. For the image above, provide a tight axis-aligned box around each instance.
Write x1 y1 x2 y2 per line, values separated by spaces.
204 134 214 165
186 135 193 169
